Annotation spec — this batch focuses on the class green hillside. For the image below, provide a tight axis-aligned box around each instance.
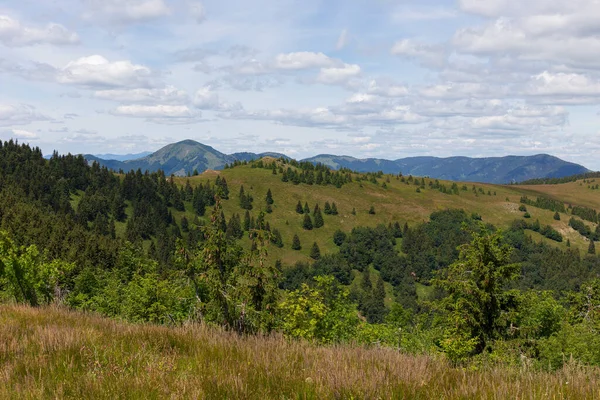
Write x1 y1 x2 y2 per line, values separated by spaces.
164 158 598 264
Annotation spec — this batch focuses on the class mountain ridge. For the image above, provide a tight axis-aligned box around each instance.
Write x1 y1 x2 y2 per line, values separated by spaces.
83 140 591 184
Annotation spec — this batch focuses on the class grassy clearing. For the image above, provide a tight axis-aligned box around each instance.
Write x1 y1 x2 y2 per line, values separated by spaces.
1 304 599 399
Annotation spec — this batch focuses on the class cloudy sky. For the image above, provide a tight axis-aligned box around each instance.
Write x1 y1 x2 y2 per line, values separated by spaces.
1 0 600 168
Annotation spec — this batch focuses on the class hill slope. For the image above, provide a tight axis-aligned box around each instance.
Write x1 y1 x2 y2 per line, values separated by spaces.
2 304 597 399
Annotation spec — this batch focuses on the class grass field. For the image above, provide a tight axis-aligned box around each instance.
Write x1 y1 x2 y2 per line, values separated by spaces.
170 162 599 264
2 304 600 399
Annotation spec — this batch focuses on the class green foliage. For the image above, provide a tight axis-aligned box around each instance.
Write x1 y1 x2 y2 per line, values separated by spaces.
295 200 303 214
433 227 520 361
369 206 376 215
278 276 359 343
303 214 313 230
291 234 301 250
313 204 324 228
310 242 321 260
0 231 72 306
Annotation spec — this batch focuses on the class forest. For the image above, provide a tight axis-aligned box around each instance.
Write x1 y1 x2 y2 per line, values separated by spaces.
1 140 600 369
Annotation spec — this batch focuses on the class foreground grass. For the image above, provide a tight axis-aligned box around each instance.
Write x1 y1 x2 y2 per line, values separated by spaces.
2 305 600 399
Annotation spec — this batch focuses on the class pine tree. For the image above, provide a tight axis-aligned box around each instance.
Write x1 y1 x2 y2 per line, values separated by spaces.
369 206 376 215
313 204 324 228
219 211 227 232
304 202 310 214
303 213 313 230
351 207 356 215
310 242 321 260
324 201 331 215
266 203 273 214
554 211 561 220
243 210 251 231
331 202 338 215
296 200 304 214
292 234 301 250
265 188 274 205
589 240 596 255
271 229 284 248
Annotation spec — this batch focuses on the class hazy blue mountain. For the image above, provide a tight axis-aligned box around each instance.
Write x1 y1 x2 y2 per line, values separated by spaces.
303 154 590 184
92 152 152 161
85 139 590 183
86 140 234 176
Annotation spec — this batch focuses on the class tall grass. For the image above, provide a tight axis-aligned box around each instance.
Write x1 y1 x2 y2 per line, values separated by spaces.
2 305 600 399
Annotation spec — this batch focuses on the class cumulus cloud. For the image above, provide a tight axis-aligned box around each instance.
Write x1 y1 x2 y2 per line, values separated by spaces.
109 104 202 124
0 104 50 127
58 55 157 89
0 15 79 46
10 128 38 139
274 52 338 70
523 71 600 104
391 39 448 68
83 0 170 23
316 63 361 86
193 86 243 111
93 86 189 104
367 79 409 98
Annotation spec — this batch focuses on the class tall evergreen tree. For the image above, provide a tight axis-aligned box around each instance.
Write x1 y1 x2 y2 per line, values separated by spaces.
369 206 376 215
589 240 596 255
313 204 324 228
271 229 284 248
243 210 251 231
310 242 321 260
331 202 338 215
296 200 304 214
324 201 332 215
303 213 313 230
291 234 301 250
304 202 310 214
265 188 274 205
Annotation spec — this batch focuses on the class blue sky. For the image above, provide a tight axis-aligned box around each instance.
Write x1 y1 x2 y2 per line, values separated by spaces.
1 0 599 169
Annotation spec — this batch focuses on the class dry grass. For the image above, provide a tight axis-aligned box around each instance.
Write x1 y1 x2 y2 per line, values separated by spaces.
2 304 600 399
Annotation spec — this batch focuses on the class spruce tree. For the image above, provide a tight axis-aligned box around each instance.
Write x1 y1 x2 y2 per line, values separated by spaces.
296 200 304 214
243 210 251 231
304 202 310 214
331 202 338 215
266 203 273 213
324 201 331 215
313 205 324 228
554 211 561 220
589 240 596 255
266 188 274 205
310 242 321 260
369 205 376 215
303 213 313 230
292 234 301 250
271 229 284 248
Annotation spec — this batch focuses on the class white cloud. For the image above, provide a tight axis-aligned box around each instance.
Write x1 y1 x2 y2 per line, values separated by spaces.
523 71 600 103
316 63 361 86
83 0 170 23
193 86 242 111
58 55 157 89
110 104 194 118
391 39 448 68
0 15 79 47
274 51 337 70
11 128 38 139
0 104 49 127
367 79 409 98
93 86 189 104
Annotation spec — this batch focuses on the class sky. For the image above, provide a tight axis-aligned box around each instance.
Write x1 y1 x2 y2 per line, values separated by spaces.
1 0 600 169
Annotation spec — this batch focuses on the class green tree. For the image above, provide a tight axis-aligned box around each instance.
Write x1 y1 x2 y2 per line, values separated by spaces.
331 202 338 215
554 211 561 221
333 229 347 246
313 204 324 228
369 206 375 215
589 240 596 255
310 242 321 260
0 231 72 307
303 214 313 230
304 202 310 214
265 188 274 205
324 202 331 215
296 201 304 214
432 227 520 362
292 234 301 250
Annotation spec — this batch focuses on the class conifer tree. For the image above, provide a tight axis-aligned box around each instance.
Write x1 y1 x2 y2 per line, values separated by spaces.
369 205 376 215
313 204 324 228
310 242 321 260
266 188 274 205
244 210 251 231
181 216 189 232
324 201 331 215
303 213 313 230
589 240 596 255
271 229 284 248
296 200 304 214
304 202 310 214
331 202 338 215
292 234 301 250
351 207 356 215
266 203 273 213
554 211 561 220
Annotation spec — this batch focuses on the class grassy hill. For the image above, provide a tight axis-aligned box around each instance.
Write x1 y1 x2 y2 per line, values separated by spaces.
157 159 600 265
2 304 598 399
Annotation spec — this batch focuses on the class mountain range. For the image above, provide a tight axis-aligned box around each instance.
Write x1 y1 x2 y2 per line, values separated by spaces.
84 139 590 184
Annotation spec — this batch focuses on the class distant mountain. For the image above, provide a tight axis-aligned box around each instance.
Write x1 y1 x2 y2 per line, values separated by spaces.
86 140 235 176
92 152 152 161
303 154 590 184
85 140 590 183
